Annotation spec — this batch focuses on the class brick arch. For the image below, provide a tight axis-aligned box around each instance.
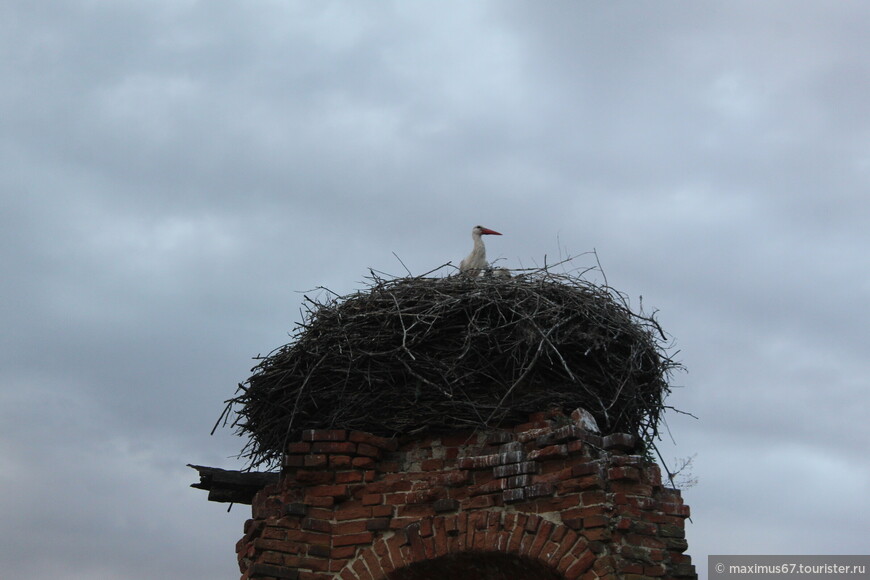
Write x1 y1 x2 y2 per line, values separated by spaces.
386 552 563 580
338 513 598 580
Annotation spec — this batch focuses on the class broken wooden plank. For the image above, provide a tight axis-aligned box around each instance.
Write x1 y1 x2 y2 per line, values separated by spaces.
188 464 279 504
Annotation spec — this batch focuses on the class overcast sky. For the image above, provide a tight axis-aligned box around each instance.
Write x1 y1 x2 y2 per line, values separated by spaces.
2 2 869 579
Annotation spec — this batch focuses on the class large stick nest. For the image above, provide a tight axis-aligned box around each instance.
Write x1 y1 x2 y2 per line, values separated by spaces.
220 267 681 469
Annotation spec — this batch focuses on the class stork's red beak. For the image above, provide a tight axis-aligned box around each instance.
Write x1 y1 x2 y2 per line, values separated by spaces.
480 228 502 236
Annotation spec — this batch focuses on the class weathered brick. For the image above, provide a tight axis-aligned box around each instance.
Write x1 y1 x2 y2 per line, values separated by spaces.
602 432 637 452
356 443 381 458
405 488 443 504
335 470 363 483
304 454 328 468
371 505 393 517
525 482 555 498
330 545 357 559
537 424 585 445
348 431 398 450
632 521 658 536
532 466 573 484
514 421 551 434
333 520 368 535
583 527 612 542
297 557 330 572
571 462 600 477
351 456 376 469
611 482 654 497
287 529 331 547
640 563 666 577
524 514 542 532
328 455 353 469
547 530 582 566
570 408 600 432
307 496 334 508
658 523 685 538
307 544 331 558
299 572 332 580
262 526 288 540
361 548 383 578
366 478 413 494
429 470 468 487
608 466 642 481
383 492 407 505
493 461 538 478
420 458 444 471
496 450 529 465
563 548 596 579
505 474 533 488
361 493 382 506
334 505 372 521
671 563 697 577
396 504 436 518
254 537 302 554
580 514 609 529
285 503 308 516
573 431 604 447
311 441 356 454
528 520 554 559
528 444 568 460
533 495 579 512
580 490 608 505
467 493 498 509
559 474 605 495
377 461 401 473
248 562 300 579
433 498 459 512
307 484 349 498
562 517 583 530
302 429 347 442
666 537 690 552
352 557 369 578
301 518 332 533
457 455 499 469
295 470 334 485
621 562 646 575
333 532 374 547
665 503 691 517
286 441 312 454
366 518 391 531
565 439 586 455
561 504 610 521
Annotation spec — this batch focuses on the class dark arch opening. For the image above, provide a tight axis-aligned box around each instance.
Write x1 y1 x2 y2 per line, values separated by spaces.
387 551 564 580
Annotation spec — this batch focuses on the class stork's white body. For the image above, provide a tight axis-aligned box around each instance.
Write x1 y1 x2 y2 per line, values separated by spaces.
459 225 501 275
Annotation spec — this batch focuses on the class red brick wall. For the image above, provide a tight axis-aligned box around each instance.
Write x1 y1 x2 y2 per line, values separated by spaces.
237 410 696 580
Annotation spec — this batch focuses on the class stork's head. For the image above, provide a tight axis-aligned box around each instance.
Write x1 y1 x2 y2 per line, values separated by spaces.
472 225 502 237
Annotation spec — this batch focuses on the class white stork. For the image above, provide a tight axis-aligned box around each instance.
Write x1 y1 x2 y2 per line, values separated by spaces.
459 225 502 275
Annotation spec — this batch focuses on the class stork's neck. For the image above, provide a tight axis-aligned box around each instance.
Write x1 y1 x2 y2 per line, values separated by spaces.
471 232 486 259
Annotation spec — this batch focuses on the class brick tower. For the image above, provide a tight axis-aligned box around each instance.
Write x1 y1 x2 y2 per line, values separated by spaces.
192 274 696 579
